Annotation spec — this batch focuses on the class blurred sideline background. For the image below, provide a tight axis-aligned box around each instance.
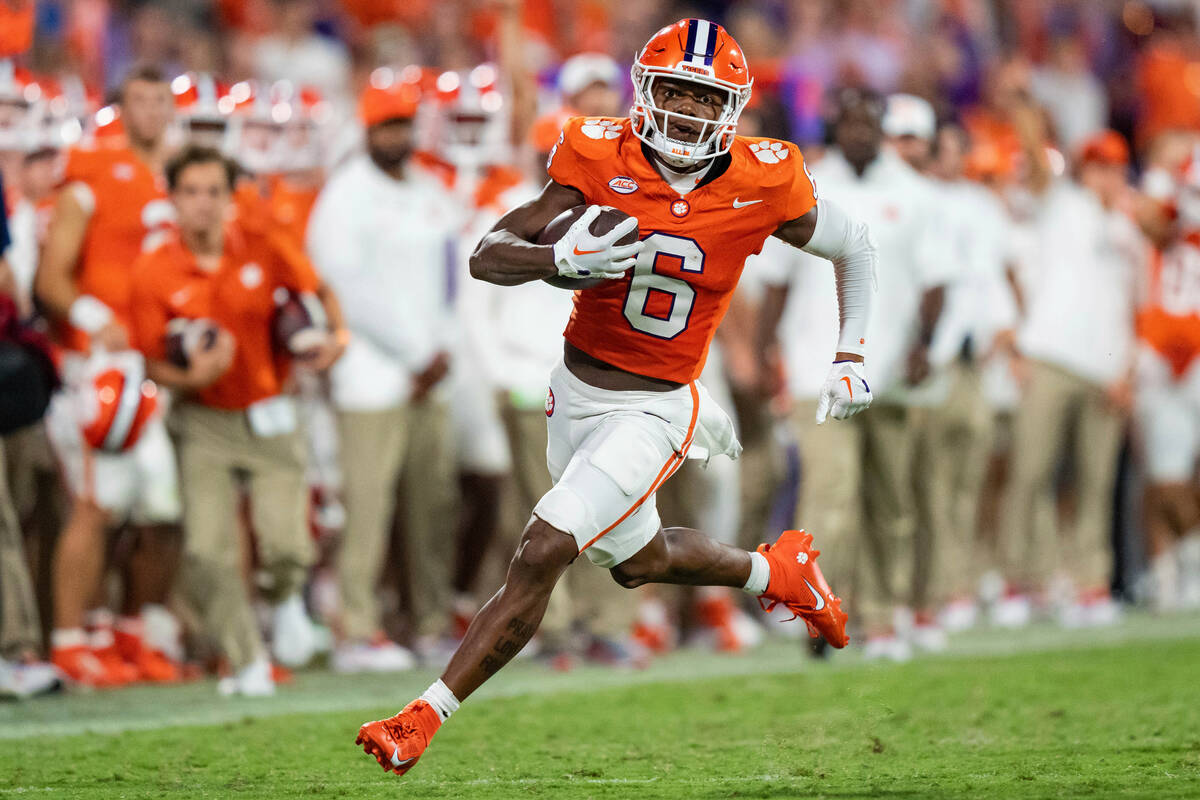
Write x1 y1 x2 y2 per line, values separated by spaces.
2 0 1200 701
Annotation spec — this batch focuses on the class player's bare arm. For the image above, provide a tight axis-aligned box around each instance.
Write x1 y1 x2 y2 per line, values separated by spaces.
469 180 581 285
35 186 129 350
471 180 642 286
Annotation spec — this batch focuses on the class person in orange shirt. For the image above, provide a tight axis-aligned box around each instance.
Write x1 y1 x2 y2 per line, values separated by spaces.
33 66 185 688
130 145 345 696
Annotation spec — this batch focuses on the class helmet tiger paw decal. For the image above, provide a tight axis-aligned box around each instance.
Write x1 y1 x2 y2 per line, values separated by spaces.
581 119 624 140
749 141 790 164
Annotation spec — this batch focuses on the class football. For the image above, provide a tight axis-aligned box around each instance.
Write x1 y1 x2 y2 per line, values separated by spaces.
164 317 219 369
537 205 638 290
272 289 329 355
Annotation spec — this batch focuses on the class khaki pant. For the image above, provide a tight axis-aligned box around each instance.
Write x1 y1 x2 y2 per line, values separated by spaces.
500 399 634 640
0 439 41 659
171 403 313 669
911 363 996 608
339 401 455 641
791 400 916 633
1001 360 1124 591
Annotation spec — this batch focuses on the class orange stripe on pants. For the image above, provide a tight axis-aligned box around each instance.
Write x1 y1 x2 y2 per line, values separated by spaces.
579 382 700 554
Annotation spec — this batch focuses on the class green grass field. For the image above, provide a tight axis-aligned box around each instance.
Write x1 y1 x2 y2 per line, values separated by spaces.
3 614 1199 799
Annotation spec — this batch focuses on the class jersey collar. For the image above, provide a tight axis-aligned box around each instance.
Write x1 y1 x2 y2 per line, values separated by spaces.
636 140 732 194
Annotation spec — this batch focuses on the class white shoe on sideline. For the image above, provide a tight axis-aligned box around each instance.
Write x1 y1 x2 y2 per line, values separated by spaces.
939 600 978 633
861 635 912 663
141 604 185 662
12 662 64 698
217 656 275 697
332 639 416 674
991 594 1032 628
271 594 318 668
910 623 949 653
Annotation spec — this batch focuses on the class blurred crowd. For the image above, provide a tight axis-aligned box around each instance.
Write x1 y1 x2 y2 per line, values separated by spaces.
4 0 1200 698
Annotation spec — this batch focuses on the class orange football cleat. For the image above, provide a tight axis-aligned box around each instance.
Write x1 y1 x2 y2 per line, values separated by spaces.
356 699 442 776
52 645 117 687
91 644 140 685
757 530 849 648
114 629 181 683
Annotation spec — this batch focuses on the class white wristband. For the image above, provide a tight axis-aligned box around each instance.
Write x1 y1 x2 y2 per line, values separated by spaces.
68 295 114 334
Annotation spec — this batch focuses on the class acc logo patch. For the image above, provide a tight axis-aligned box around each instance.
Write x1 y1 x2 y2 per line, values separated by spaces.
749 141 790 164
581 119 623 140
545 388 555 417
608 176 638 194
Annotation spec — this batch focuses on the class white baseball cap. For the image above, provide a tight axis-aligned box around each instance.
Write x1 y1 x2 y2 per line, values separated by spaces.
559 53 621 98
883 93 936 141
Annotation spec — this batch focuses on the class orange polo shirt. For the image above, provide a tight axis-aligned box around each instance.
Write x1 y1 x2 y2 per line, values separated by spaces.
129 221 320 410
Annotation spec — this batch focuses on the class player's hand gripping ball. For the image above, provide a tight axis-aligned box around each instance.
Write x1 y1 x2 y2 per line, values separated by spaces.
539 204 642 289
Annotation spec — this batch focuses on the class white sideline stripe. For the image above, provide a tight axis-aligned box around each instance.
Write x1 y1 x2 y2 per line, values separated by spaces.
0 776 790 793
2 612 1199 741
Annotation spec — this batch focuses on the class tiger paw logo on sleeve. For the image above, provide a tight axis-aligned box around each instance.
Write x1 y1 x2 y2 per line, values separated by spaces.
748 141 790 164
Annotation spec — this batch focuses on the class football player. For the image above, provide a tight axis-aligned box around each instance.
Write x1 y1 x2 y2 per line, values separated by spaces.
357 19 876 774
34 66 185 686
1137 149 1200 612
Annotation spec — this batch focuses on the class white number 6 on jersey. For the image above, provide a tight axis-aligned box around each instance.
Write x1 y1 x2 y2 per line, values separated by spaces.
622 232 705 339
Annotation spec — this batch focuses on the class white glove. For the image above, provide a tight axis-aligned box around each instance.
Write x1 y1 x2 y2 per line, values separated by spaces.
552 205 643 280
816 360 872 423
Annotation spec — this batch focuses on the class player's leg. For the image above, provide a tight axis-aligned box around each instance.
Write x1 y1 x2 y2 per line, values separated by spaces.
173 405 269 692
355 514 576 774
1136 364 1198 611
607 524 749 588
999 360 1073 599
116 417 185 681
244 423 316 669
449 380 512 620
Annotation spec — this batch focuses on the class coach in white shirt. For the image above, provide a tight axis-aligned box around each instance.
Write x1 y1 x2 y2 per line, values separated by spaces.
1001 128 1144 618
758 89 954 654
307 79 459 671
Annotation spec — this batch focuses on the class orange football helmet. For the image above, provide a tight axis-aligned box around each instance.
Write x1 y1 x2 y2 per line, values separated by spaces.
630 18 752 167
78 353 159 453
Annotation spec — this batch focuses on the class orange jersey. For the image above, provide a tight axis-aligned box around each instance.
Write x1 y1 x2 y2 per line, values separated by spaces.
546 116 816 383
59 146 174 351
232 177 320 250
129 222 320 410
268 176 321 248
1138 233 1200 378
0 0 34 57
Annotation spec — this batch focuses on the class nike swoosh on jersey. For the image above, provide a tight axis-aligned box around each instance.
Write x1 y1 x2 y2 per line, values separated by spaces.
732 198 763 208
803 578 826 611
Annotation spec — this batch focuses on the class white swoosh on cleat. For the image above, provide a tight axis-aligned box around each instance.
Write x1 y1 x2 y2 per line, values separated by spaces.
803 579 826 611
390 746 416 768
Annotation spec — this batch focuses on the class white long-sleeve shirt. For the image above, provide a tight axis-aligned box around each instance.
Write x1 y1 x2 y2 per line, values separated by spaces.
1016 180 1144 386
307 155 461 411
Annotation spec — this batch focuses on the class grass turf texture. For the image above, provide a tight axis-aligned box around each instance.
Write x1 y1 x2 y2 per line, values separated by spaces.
3 615 1199 799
